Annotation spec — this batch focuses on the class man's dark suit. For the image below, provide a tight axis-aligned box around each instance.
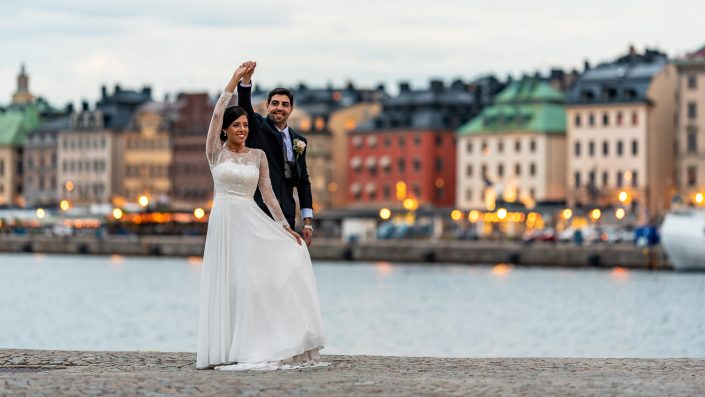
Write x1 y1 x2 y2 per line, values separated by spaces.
237 84 312 229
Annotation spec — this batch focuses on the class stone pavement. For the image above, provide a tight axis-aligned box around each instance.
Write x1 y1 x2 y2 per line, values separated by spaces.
1 349 704 396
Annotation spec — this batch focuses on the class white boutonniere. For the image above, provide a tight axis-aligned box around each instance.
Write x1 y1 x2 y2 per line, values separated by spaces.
293 138 306 160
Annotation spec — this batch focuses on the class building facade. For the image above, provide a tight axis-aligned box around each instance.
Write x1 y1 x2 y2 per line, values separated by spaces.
122 102 173 205
347 78 505 209
0 107 39 207
23 117 68 207
456 77 567 210
674 45 705 205
566 47 677 219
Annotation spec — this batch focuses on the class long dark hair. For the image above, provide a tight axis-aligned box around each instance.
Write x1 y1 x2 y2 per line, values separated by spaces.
220 106 248 142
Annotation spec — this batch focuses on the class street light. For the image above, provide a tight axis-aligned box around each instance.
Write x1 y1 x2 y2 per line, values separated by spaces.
468 210 481 223
138 195 150 208
615 208 625 220
112 208 124 220
497 208 508 220
590 208 601 221
379 208 391 220
618 191 629 203
194 208 206 220
36 208 45 219
562 208 573 220
59 200 70 211
450 209 463 221
696 192 704 205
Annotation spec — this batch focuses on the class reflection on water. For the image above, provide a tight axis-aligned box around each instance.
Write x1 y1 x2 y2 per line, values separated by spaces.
0 253 704 358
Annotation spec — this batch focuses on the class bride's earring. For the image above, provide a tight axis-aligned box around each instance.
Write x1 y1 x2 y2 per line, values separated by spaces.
220 130 227 141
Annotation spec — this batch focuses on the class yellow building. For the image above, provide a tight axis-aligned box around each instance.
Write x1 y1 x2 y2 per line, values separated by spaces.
122 103 172 205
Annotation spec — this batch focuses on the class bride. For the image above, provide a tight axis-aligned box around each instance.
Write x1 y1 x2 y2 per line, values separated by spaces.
196 65 326 370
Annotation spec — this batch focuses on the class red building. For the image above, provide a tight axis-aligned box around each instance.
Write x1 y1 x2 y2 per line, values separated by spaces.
346 78 505 209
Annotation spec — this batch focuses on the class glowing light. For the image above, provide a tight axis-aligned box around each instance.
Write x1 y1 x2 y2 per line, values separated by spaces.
194 208 206 220
395 181 407 200
187 256 203 266
618 191 629 203
65 181 74 192
110 254 124 263
328 182 338 192
451 210 463 221
435 178 445 188
468 210 481 223
611 266 629 279
696 193 704 205
562 208 573 220
112 208 124 220
59 200 70 211
402 198 418 211
527 212 539 223
497 208 508 220
36 208 45 219
379 208 391 220
590 208 601 221
624 170 632 182
376 261 393 275
615 208 626 220
138 195 150 207
491 263 511 276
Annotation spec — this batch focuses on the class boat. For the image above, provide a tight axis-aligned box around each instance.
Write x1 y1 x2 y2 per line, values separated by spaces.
660 209 705 271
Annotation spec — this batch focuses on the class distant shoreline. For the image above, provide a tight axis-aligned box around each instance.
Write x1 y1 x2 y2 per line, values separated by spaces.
0 234 671 270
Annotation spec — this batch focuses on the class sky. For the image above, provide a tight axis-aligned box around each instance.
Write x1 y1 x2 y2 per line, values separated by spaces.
1 0 704 107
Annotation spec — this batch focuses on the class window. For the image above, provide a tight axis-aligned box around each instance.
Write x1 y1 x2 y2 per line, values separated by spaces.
466 188 472 201
631 139 638 156
574 141 581 157
602 113 609 126
575 171 582 187
0 159 4 176
529 163 536 176
398 158 405 173
412 184 421 198
515 163 521 176
414 134 422 146
398 136 405 147
466 164 473 177
687 166 697 187
515 139 521 153
589 170 596 185
588 113 595 126
575 114 582 127
616 111 623 126
383 185 391 199
632 111 638 126
530 139 536 152
617 171 623 187
435 134 443 146
384 136 391 147
435 157 443 172
498 164 504 177
617 140 624 156
602 140 609 156
435 186 444 200
498 139 504 153
466 142 473 153
687 129 698 153
589 140 595 157
413 158 421 172
631 170 638 187
602 171 608 187
688 75 698 90
688 102 698 120
367 136 377 148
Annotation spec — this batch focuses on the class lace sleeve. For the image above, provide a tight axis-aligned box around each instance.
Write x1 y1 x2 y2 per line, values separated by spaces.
256 150 289 227
205 91 233 167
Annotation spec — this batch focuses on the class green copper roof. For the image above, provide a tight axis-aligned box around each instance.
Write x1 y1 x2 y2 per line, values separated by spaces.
0 106 40 146
457 78 566 136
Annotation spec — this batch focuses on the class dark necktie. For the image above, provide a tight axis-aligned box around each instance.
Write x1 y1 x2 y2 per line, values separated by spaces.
280 131 292 179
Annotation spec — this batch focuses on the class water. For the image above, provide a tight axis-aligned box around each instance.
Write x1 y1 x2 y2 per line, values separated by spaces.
1 253 704 358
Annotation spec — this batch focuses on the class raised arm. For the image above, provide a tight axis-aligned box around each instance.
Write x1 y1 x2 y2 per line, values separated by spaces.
205 66 250 167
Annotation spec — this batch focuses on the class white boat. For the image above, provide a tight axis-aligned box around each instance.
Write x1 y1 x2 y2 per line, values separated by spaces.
660 209 705 271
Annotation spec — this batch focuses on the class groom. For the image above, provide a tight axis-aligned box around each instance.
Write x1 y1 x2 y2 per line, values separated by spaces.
237 61 314 246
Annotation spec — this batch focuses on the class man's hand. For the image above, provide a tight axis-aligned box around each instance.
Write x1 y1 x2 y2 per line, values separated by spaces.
302 228 313 246
240 61 256 85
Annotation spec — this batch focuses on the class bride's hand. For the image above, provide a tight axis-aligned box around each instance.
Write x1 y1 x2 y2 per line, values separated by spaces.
233 65 248 81
285 227 302 245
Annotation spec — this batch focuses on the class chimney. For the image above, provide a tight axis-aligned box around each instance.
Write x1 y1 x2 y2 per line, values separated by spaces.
65 102 74 114
628 44 637 56
583 59 591 72
101 85 107 99
142 86 152 98
114 84 122 93
399 81 411 93
430 79 444 93
376 83 386 93
81 100 89 111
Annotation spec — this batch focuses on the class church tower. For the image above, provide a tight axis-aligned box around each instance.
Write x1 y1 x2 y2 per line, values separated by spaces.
11 64 35 105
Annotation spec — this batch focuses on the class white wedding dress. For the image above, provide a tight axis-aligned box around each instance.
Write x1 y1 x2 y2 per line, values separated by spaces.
196 91 326 370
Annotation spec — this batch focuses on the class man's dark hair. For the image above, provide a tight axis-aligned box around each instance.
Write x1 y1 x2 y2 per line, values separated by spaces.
267 88 294 106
